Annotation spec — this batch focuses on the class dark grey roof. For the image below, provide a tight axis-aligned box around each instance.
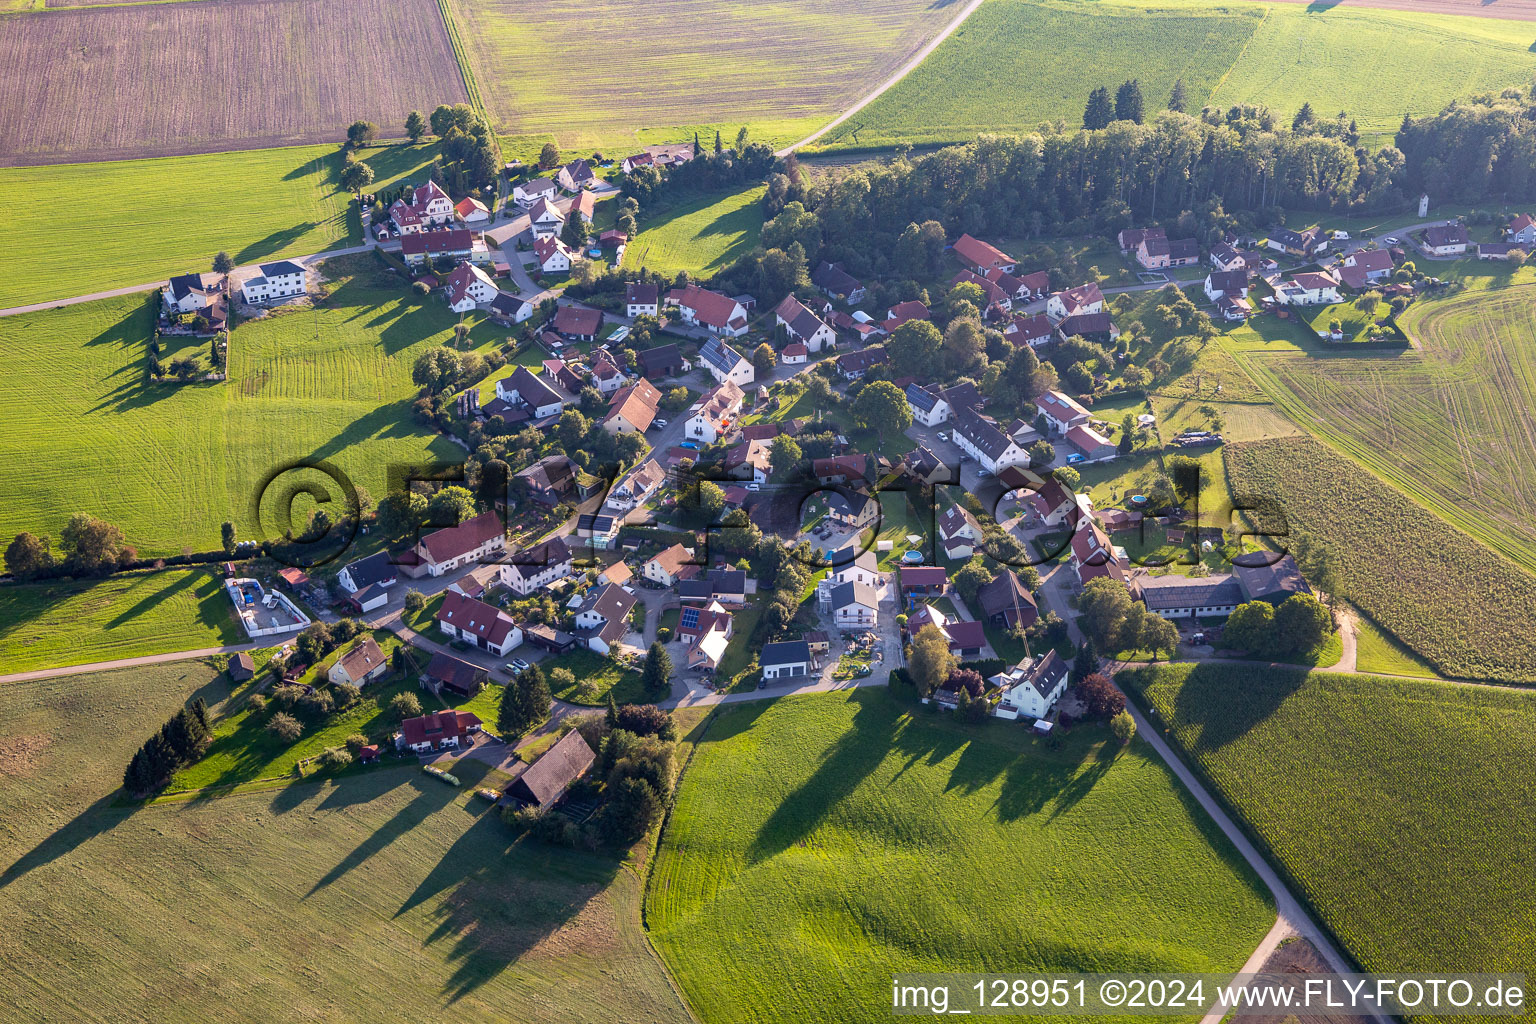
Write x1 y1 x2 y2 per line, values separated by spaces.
954 407 1015 461
342 551 397 590
166 273 205 299
811 261 861 295
831 581 877 610
258 260 305 276
506 366 562 409
1137 574 1245 611
700 337 746 374
905 383 943 413
941 382 984 412
761 640 811 667
1232 553 1310 602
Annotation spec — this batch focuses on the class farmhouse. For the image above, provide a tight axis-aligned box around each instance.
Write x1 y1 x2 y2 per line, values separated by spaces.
1118 226 1165 253
1136 236 1200 269
1477 243 1520 261
905 384 952 427
686 380 745 443
952 233 1016 273
950 268 1011 312
241 260 307 305
938 503 983 559
390 179 453 233
495 367 564 419
976 570 1038 629
1036 390 1090 434
698 336 754 386
1137 574 1246 619
162 272 223 313
1422 223 1470 256
811 261 865 303
774 295 837 351
1336 249 1395 290
400 229 477 268
552 304 603 341
409 510 507 577
437 591 522 656
419 651 486 698
1274 272 1341 306
396 709 482 754
671 287 750 339
444 261 497 312
513 177 559 206
638 343 685 379
882 299 931 332
831 582 878 629
574 582 638 655
761 640 813 680
1056 312 1119 344
1267 225 1327 258
327 636 388 687
991 650 1068 721
626 282 660 317
953 407 1028 474
1046 282 1104 322
507 730 595 810
837 346 888 380
1231 552 1311 605
1004 313 1053 348
501 535 575 596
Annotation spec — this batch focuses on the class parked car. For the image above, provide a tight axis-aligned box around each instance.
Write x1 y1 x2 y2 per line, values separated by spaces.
505 658 531 674
1066 453 1085 464
680 440 700 450
936 431 949 442
652 418 669 429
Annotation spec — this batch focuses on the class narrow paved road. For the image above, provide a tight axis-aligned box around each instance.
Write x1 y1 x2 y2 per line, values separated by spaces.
0 642 260 685
776 0 987 155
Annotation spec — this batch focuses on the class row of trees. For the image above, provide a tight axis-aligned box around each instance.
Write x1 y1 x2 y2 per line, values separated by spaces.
5 514 134 580
1222 594 1333 658
123 699 212 796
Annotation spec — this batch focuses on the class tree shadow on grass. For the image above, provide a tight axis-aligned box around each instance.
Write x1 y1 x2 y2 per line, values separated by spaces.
745 690 898 864
302 775 453 897
1140 662 1308 752
236 224 321 264
0 793 134 891
103 569 199 628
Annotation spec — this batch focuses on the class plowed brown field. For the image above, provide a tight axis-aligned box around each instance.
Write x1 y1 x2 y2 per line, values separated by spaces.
0 0 469 165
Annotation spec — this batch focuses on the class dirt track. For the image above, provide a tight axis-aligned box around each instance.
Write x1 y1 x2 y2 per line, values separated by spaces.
1248 0 1536 22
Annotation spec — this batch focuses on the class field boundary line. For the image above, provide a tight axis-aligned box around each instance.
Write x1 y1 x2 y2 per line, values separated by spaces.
435 0 489 123
1207 4 1268 106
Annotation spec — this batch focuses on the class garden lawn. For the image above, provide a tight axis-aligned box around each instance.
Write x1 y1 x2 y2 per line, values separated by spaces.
621 187 765 278
0 663 690 1024
0 570 243 673
648 688 1273 1024
1125 663 1536 993
0 142 439 309
546 647 649 706
0 254 487 558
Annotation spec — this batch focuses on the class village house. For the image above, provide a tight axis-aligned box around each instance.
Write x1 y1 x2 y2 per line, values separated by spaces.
495 366 564 420
1422 223 1470 256
1036 390 1091 434
1004 312 1054 348
698 336 754 386
590 356 624 394
686 380 745 443
781 342 808 364
1137 574 1245 620
678 568 748 607
669 286 750 338
605 457 666 512
899 566 950 601
1477 242 1520 261
337 551 398 613
1070 517 1128 589
950 268 1011 313
1027 476 1080 528
1046 282 1104 322
823 547 881 594
513 176 559 206
396 709 482 754
830 581 878 629
625 282 659 317
1267 225 1328 259
576 512 622 550
991 650 1068 721
976 570 1038 630
907 604 986 658
1136 236 1200 270
514 455 581 507
905 384 952 427
881 299 931 332
328 636 388 688
760 640 813 680
836 346 889 380
437 591 523 656
1215 294 1254 321
453 196 491 226
953 407 1028 475
1204 270 1250 302
444 261 497 312
556 159 599 193
419 651 486 698
620 152 655 174
1066 423 1117 462
162 272 223 314
400 228 479 268
676 600 732 646
507 730 596 809
569 190 596 225
488 292 534 325
1117 226 1165 254
552 305 603 342
241 260 307 305
574 582 638 655
407 510 507 577
1273 271 1341 306
638 343 685 379
390 180 454 234
1055 312 1119 344
1509 212 1536 247
813 454 871 486
529 196 566 239
811 261 865 303
1336 249 1395 290
501 535 575 597
774 295 837 351
644 543 700 587
938 503 984 560
952 233 1017 274
532 234 574 274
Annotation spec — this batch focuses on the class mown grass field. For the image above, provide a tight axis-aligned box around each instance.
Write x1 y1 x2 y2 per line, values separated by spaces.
0 254 487 558
1124 663 1536 990
1234 285 1536 577
0 660 692 1024
0 570 242 673
447 0 955 150
1350 612 1440 679
622 186 766 278
0 0 465 164
828 0 1536 150
647 689 1274 1024
1224 436 1536 681
0 142 440 309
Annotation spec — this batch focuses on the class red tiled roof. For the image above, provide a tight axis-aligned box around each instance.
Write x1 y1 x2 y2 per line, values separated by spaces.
419 511 504 566
952 233 1015 270
553 305 602 336
400 709 481 747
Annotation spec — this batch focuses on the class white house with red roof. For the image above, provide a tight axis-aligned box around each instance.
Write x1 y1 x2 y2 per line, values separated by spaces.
952 233 1017 273
436 591 522 656
390 180 454 234
1510 212 1536 247
1004 313 1053 348
1046 283 1104 322
1273 272 1341 306
669 286 749 338
454 197 491 226
882 299 930 333
686 380 745 443
500 536 575 597
590 357 624 395
529 197 566 239
781 342 807 364
444 262 497 313
1036 390 1091 434
410 510 507 577
604 382 659 434
400 228 478 268
396 710 482 754
532 235 574 274
620 152 655 174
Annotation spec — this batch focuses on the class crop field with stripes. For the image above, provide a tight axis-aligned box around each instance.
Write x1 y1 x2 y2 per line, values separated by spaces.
1232 284 1536 579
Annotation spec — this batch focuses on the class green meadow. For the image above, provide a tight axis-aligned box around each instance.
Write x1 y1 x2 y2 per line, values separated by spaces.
622 186 766 278
0 660 692 1024
648 689 1273 1024
0 570 242 673
0 142 438 309
829 0 1536 150
0 254 492 558
1125 663 1536 989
